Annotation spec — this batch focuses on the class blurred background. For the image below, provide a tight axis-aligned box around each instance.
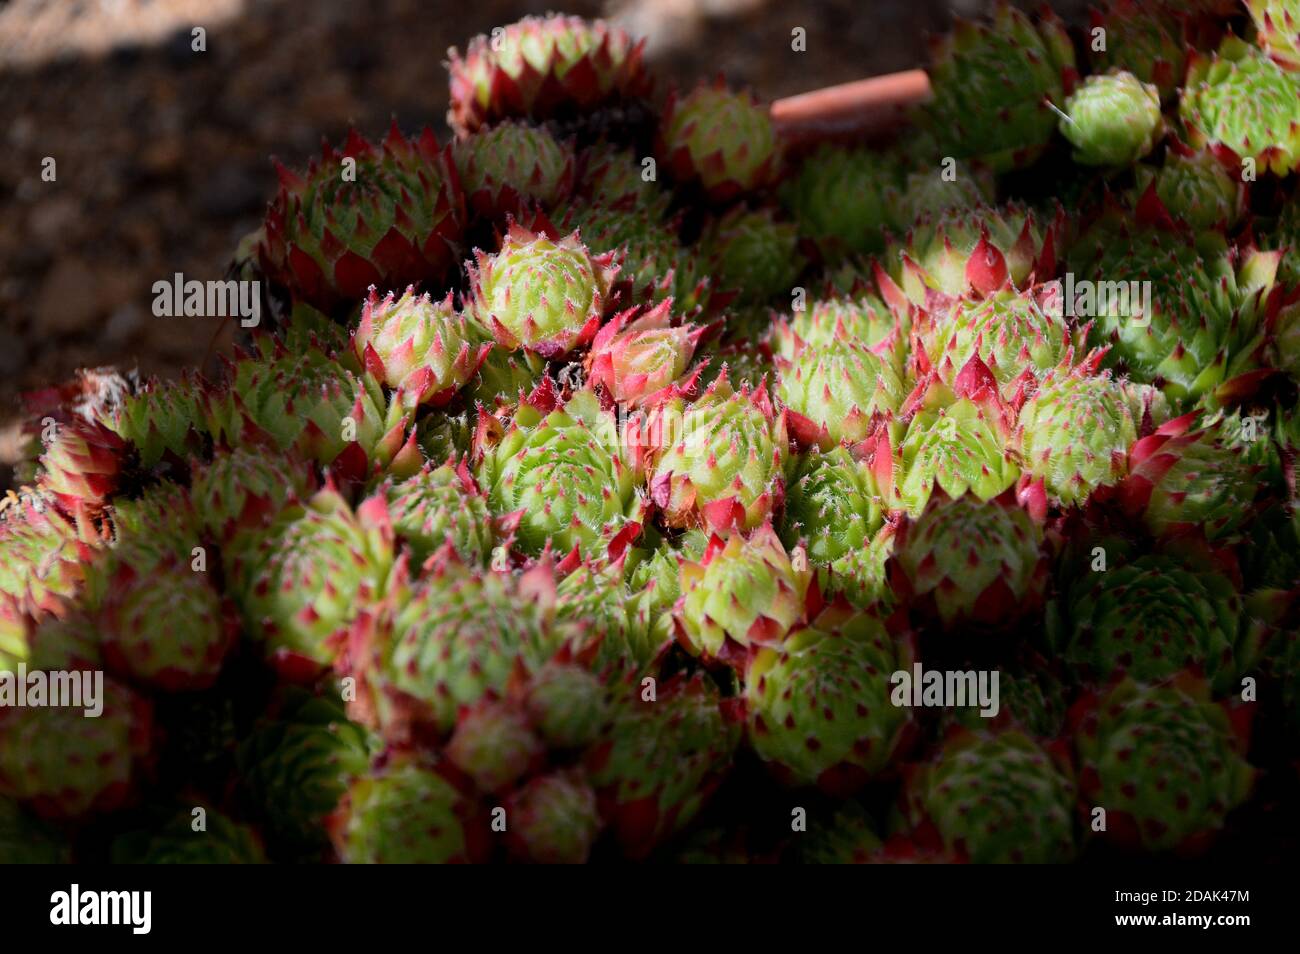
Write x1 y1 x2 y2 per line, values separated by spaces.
0 0 1089 423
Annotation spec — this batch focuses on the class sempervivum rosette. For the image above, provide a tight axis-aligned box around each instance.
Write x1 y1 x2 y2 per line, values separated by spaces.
445 699 544 795
342 556 561 742
0 493 97 635
771 293 907 370
329 752 488 863
1089 1 1187 100
503 771 603 864
922 1 1077 172
1132 144 1244 231
657 78 780 202
557 201 686 306
227 486 394 680
467 222 618 358
776 340 906 448
586 301 711 408
0 678 152 820
900 728 1077 864
780 144 903 258
745 599 917 793
1121 412 1261 541
673 526 813 666
914 287 1074 399
577 143 671 213
1067 216 1279 404
475 388 645 559
890 490 1047 629
207 336 418 483
1017 363 1138 507
1180 36 1300 175
648 371 790 533
1073 677 1254 854
1049 550 1248 692
189 446 318 543
523 651 610 750
258 124 463 312
378 459 497 567
447 14 651 136
237 689 374 851
37 418 126 512
99 373 207 467
1058 70 1163 168
870 379 1020 516
585 670 741 859
452 121 576 220
887 201 1064 304
704 206 803 305
781 447 885 566
350 287 491 409
1247 0 1300 71
100 558 237 692
110 809 265 864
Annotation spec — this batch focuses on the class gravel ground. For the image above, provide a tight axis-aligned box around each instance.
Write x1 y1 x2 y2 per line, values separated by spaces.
0 0 1089 423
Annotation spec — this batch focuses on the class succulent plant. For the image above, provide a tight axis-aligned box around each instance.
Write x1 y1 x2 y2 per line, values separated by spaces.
657 78 779 201
504 770 602 863
777 340 906 448
447 14 650 135
780 144 902 257
704 206 803 305
237 689 374 849
0 495 95 636
0 678 151 820
900 728 1077 863
452 121 576 220
923 1 1077 172
577 143 670 214
891 491 1046 629
467 223 617 358
351 287 491 409
344 557 560 741
915 287 1073 398
227 486 394 679
445 699 543 794
883 163 996 234
1089 1 1187 101
258 124 463 312
1050 550 1247 692
0 797 69 863
771 294 905 369
648 372 789 533
1073 677 1254 854
1059 70 1163 167
798 801 884 864
329 752 487 863
101 558 237 693
1017 365 1138 506
781 447 884 565
888 201 1064 303
1180 37 1300 175
190 446 318 542
558 200 685 306
872 392 1020 515
1132 145 1244 231
475 388 644 558
586 300 709 407
1068 218 1276 404
379 459 496 568
100 374 207 467
37 418 126 512
207 337 418 482
1121 412 1261 541
467 348 549 411
110 807 266 864
746 600 915 792
523 653 609 749
1247 0 1300 71
585 670 740 859
673 526 813 665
